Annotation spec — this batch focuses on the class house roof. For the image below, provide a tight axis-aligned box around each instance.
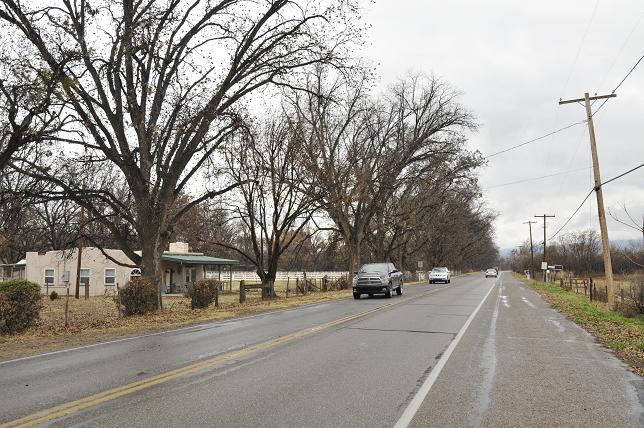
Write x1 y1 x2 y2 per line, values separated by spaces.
161 254 239 265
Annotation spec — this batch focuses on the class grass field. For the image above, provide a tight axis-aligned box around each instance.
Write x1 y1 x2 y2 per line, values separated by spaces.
516 274 644 376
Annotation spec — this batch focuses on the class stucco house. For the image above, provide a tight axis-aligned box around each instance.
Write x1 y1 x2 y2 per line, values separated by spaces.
25 242 239 296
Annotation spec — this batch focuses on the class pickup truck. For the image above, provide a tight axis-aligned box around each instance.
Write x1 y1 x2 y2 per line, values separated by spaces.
352 262 404 299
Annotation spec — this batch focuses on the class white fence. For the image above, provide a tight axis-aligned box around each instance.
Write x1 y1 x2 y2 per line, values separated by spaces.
206 271 349 282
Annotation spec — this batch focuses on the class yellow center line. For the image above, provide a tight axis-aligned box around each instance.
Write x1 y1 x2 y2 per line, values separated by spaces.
1 284 451 428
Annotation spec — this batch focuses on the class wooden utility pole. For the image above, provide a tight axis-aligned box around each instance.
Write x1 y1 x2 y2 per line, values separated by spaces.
535 214 555 281
559 92 616 309
74 206 85 299
523 221 537 279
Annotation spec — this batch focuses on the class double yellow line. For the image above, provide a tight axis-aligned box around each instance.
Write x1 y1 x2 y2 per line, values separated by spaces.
2 285 449 427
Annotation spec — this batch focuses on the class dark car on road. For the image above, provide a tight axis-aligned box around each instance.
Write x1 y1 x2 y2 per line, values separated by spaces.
352 262 403 299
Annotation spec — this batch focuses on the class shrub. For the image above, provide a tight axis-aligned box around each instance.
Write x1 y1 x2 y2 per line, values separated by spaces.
330 276 350 290
117 277 158 316
187 279 220 309
621 275 644 316
0 279 43 334
49 290 59 300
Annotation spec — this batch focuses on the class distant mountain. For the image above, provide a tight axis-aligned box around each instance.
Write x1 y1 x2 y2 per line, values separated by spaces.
499 238 641 257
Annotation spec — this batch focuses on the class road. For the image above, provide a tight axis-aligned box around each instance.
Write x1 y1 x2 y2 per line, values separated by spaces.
0 272 642 427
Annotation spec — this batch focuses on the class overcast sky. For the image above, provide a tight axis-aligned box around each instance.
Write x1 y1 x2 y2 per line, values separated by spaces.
362 0 644 251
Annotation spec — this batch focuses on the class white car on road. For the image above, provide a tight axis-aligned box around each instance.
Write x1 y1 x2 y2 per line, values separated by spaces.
485 268 498 278
429 267 451 284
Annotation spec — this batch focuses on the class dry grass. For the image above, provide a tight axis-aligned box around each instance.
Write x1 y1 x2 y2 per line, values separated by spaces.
0 290 349 361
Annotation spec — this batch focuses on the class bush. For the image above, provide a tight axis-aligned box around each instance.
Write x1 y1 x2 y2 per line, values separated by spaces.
117 277 158 316
49 290 59 300
187 279 220 309
0 279 43 334
621 275 644 316
330 276 350 291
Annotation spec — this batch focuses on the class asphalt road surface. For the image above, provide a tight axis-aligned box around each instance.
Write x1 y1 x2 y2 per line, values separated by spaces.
0 272 642 427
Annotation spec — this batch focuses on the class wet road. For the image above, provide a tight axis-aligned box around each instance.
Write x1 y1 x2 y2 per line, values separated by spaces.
0 272 641 427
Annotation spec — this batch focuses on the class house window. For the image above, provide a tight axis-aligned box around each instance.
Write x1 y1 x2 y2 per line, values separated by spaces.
104 268 116 286
44 269 55 285
80 268 90 285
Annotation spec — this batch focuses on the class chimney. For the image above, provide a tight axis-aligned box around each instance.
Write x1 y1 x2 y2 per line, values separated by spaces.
168 242 190 253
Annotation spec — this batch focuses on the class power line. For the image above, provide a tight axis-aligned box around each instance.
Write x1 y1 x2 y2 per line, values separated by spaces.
486 166 591 189
600 161 644 187
613 51 644 92
548 189 594 241
548 161 644 241
593 49 644 115
560 0 600 97
484 121 586 159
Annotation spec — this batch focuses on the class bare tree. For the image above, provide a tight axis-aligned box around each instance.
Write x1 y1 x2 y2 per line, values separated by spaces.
365 149 485 269
0 0 359 307
0 53 72 170
219 116 319 297
291 70 477 279
609 204 644 243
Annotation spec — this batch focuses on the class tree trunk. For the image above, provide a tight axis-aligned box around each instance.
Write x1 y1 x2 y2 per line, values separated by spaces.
259 262 278 299
348 236 362 283
139 228 167 310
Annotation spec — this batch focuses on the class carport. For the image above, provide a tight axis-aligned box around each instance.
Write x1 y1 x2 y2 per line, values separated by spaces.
160 254 239 293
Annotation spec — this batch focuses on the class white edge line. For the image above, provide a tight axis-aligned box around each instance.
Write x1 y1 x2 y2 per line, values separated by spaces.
393 275 499 428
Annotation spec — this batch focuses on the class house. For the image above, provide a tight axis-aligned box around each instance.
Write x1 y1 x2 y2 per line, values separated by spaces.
25 242 239 296
0 259 26 282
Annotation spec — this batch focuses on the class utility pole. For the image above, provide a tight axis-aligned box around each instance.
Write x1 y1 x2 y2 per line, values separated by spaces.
534 214 555 281
514 245 523 274
74 206 85 299
523 221 537 280
559 92 616 309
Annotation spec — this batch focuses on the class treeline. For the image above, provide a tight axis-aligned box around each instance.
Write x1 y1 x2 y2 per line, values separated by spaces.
0 0 497 302
504 229 644 276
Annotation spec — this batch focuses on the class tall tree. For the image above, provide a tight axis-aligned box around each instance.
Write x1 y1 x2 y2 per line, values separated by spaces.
0 52 71 170
292 71 477 278
0 0 359 306
219 116 319 297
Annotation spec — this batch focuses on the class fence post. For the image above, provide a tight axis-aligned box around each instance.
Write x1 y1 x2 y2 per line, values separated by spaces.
286 277 289 298
214 287 219 307
64 286 70 327
589 278 593 301
85 281 89 299
296 278 299 296
620 287 624 303
116 283 122 318
303 272 308 295
240 280 246 304
323 275 328 292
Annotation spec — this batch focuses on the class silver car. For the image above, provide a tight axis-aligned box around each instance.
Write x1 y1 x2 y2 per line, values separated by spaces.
485 268 498 278
353 263 404 299
429 267 451 284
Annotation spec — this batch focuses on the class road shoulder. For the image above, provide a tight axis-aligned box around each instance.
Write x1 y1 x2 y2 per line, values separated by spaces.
408 272 643 428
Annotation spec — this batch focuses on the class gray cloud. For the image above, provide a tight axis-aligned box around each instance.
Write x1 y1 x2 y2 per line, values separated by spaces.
363 0 644 249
